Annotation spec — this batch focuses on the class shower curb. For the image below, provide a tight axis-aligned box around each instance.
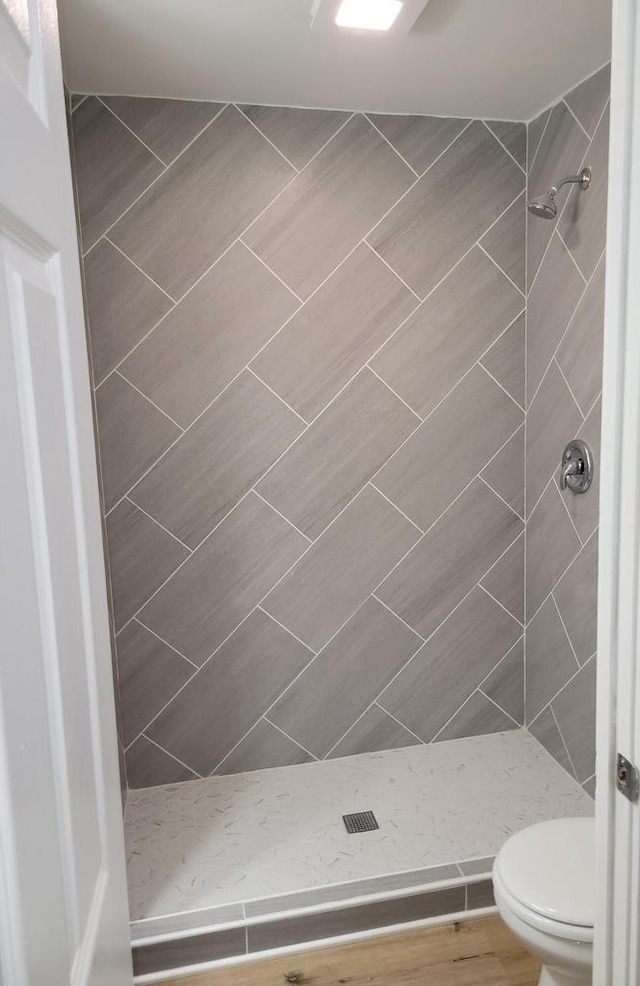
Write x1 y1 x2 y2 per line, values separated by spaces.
131 864 495 980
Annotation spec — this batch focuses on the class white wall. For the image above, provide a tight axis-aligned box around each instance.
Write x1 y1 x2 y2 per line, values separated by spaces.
58 0 610 121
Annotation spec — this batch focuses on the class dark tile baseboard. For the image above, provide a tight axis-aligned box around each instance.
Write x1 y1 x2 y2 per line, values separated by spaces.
131 864 496 979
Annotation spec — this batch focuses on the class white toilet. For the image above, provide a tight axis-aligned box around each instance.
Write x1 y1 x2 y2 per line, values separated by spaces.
493 817 594 986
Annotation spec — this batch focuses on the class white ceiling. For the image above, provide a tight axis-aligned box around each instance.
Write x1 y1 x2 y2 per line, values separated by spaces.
57 0 611 122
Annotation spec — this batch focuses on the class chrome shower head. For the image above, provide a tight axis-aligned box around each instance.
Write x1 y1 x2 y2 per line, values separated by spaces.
528 190 557 219
527 166 591 220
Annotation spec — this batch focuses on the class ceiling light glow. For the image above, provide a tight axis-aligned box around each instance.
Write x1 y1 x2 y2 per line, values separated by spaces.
335 0 404 31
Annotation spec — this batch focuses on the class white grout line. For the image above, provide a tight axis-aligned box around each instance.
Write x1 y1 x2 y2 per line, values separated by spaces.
525 258 592 411
105 353 306 522
112 369 185 431
478 530 524 586
99 237 243 386
555 228 588 285
233 104 300 173
96 95 168 166
364 213 526 383
71 93 88 113
482 120 526 175
364 114 420 177
372 578 509 723
322 678 424 759
362 240 421 301
265 597 381 684
365 365 423 421
197 479 417 673
527 226 568 314
526 527 598 629
550 704 580 780
552 475 585 547
103 425 187 521
477 634 524 693
369 594 426 640
138 734 204 779
412 119 476 179
477 689 522 728
476 240 526 300
562 98 591 142
256 607 317 653
583 386 603 423
477 583 524 628
356 124 480 250
207 597 381 774
373 703 426 746
239 239 303 303
368 483 424 535
207 708 285 777
527 172 576 292
251 490 313 543
477 362 525 413
476 419 525 479
104 235 176 302
365 440 525 605
367 172 523 314
82 103 230 258
123 648 213 753
527 107 552 174
354 174 423 246
477 475 524 523
526 243 607 414
429 686 492 744
123 496 193 552
553 356 587 420
245 366 309 425
261 717 320 761
525 97 607 300
525 471 555 525
110 493 261 633
365 316 525 495
551 593 581 669
238 112 357 246
129 616 200 669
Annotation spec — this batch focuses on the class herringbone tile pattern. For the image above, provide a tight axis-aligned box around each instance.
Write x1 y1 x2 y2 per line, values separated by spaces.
524 64 609 796
72 96 528 788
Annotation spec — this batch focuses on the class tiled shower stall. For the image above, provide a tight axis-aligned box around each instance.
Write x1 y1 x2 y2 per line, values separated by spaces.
68 62 608 971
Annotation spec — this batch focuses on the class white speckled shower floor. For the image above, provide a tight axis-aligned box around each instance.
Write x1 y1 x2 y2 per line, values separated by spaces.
125 730 592 925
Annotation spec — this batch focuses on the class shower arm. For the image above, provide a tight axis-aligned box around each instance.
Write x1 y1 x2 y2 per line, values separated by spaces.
549 171 592 197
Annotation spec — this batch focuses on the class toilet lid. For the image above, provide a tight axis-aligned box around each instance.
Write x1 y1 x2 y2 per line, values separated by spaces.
494 817 594 928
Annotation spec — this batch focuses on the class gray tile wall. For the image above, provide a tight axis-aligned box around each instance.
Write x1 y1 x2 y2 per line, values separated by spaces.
71 95 527 788
525 64 609 796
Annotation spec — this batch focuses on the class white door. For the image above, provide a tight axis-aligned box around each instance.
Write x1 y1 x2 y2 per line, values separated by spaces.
0 1 132 984
594 1 640 983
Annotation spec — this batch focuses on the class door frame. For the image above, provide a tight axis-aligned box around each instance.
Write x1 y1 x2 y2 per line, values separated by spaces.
0 0 132 981
594 0 640 982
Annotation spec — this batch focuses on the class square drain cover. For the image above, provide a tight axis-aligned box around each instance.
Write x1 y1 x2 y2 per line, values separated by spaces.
342 810 379 834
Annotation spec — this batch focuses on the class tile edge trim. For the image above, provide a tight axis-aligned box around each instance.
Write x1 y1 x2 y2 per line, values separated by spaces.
133 904 498 984
132 876 495 978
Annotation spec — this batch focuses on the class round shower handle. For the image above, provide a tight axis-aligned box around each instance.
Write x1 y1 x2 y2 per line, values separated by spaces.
559 439 594 494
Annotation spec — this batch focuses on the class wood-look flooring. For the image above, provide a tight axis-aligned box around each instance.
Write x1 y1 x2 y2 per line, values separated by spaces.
159 916 540 986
